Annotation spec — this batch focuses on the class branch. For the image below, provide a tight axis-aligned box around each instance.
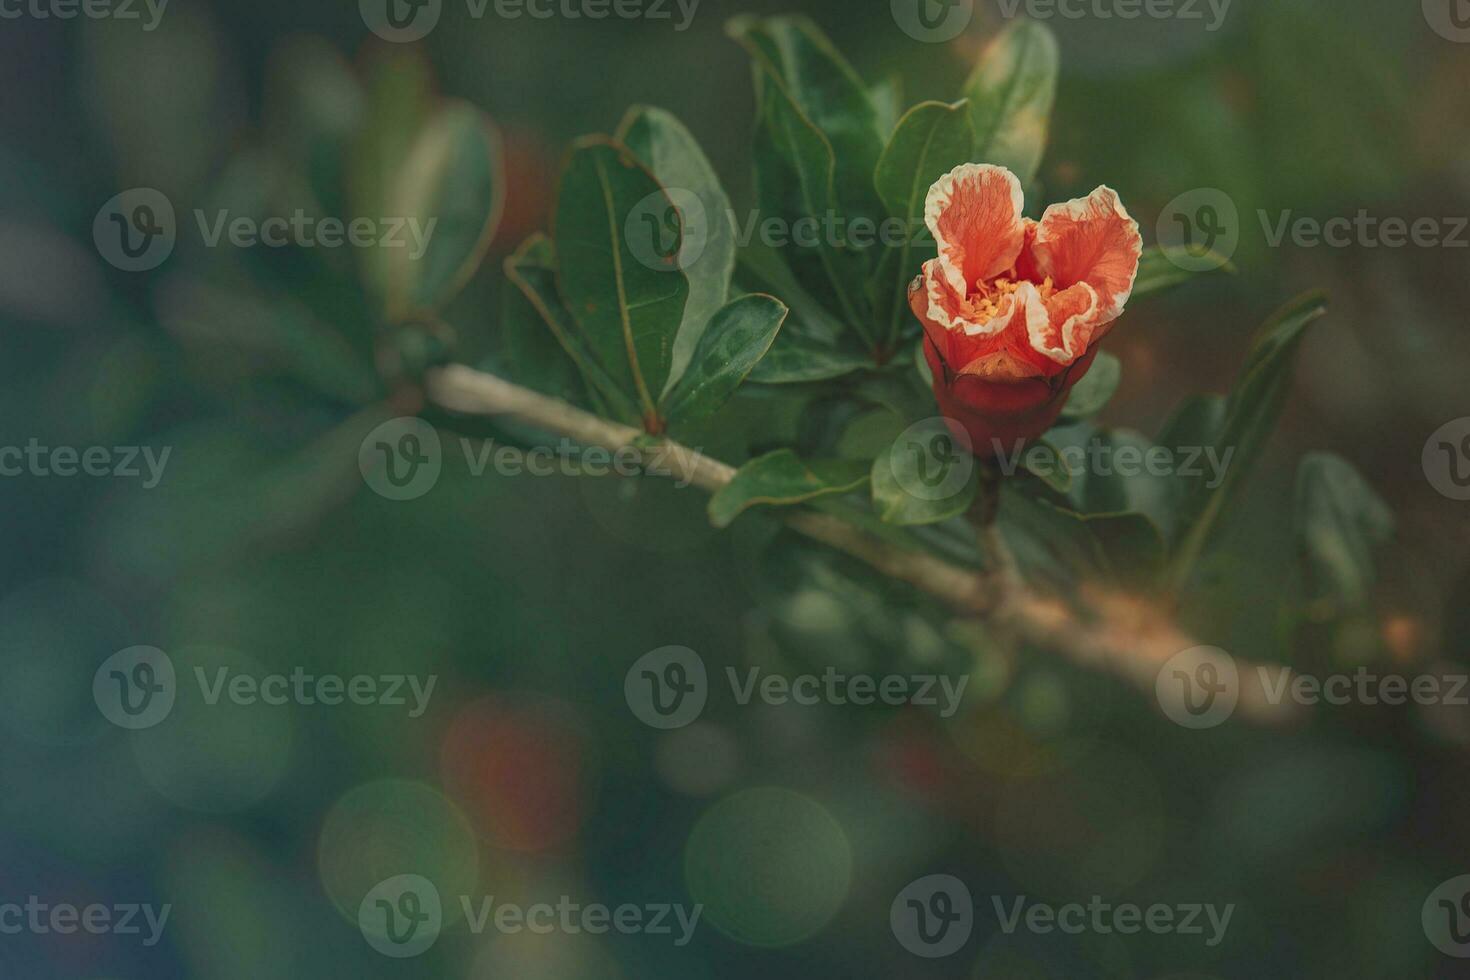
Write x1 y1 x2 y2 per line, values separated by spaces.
426 364 1296 726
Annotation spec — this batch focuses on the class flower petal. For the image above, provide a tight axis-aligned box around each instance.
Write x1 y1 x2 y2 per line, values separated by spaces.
924 163 1027 297
1024 185 1142 322
1029 281 1101 364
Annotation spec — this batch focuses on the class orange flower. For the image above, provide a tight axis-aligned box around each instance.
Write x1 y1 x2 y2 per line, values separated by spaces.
909 163 1142 457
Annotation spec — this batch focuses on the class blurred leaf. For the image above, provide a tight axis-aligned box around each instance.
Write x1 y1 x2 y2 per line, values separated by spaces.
263 35 364 217
709 450 868 528
663 294 788 428
1018 438 1073 494
870 449 979 526
351 45 434 305
1132 244 1235 300
617 105 736 390
964 20 1058 188
500 238 592 410
1295 452 1395 611
502 235 638 424
872 100 973 350
1060 350 1121 420
1169 291 1329 589
555 138 691 428
869 76 904 139
385 100 504 320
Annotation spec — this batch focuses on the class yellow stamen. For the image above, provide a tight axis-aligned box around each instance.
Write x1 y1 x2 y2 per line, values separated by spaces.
963 274 1056 322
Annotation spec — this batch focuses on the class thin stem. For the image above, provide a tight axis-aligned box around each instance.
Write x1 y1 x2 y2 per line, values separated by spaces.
424 363 1297 726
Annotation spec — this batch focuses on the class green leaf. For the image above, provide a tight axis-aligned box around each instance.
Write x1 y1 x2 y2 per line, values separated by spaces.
728 17 877 343
502 234 639 423
872 100 974 349
964 19 1058 187
998 487 1164 592
351 46 433 306
663 294 788 426
871 442 980 526
1017 438 1073 494
384 100 505 319
1294 453 1394 611
727 15 885 221
709 449 869 528
1060 350 1122 420
869 76 904 140
1168 291 1330 589
749 329 874 384
616 106 736 391
1132 244 1236 300
555 138 691 427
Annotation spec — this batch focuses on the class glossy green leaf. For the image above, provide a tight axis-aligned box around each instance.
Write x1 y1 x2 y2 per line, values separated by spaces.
1294 452 1394 611
1019 438 1074 494
873 100 974 348
1060 350 1122 420
871 443 979 526
709 450 869 528
384 100 504 319
964 19 1058 186
555 138 691 426
663 294 788 426
1132 244 1236 300
616 106 736 390
1169 291 1329 589
502 234 638 423
869 76 904 140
